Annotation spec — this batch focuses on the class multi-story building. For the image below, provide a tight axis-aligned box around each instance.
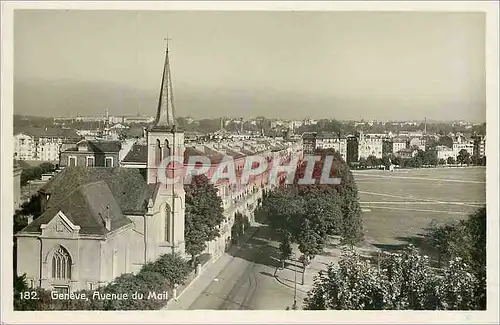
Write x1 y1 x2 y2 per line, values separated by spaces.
14 161 22 210
14 133 35 160
358 132 383 159
392 138 408 153
346 135 359 163
473 135 486 158
59 140 121 168
436 145 454 161
452 135 474 157
408 137 426 151
397 148 418 159
123 115 155 124
302 132 317 154
36 141 61 162
14 128 80 162
315 133 347 161
301 132 347 160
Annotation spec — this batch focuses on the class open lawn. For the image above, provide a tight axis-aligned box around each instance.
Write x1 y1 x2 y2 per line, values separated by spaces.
352 167 486 252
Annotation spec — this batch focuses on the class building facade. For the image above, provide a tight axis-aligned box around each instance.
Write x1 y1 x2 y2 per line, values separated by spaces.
473 135 486 158
358 132 383 159
315 134 347 161
301 132 347 160
14 161 22 210
392 138 408 154
59 140 121 168
436 145 455 161
408 137 426 151
452 135 474 158
14 133 35 160
14 128 80 162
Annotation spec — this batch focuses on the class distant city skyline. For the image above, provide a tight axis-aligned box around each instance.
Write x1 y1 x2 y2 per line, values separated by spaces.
14 10 486 122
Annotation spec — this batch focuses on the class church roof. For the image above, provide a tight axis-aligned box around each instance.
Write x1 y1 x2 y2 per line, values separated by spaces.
20 181 132 235
122 143 148 163
150 42 177 131
39 167 151 215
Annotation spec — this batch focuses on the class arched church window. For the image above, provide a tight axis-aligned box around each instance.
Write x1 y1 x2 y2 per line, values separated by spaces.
156 139 162 165
163 140 171 160
51 246 72 279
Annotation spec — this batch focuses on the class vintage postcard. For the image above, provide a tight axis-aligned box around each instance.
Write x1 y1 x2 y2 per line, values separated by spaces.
1 1 498 324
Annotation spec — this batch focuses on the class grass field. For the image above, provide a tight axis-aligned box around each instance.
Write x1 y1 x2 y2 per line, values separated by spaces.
352 167 486 252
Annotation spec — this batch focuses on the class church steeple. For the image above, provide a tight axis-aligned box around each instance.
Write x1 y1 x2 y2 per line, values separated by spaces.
152 39 176 130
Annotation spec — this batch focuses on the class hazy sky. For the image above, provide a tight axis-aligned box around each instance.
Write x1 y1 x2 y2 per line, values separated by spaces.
14 10 486 121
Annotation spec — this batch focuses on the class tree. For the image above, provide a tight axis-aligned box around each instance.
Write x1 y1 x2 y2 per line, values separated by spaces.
438 135 453 148
141 253 191 288
303 246 480 310
471 154 482 166
438 158 446 165
184 175 225 265
381 155 391 169
424 207 486 309
447 156 456 165
366 155 379 168
261 148 364 270
392 155 402 166
358 157 367 169
457 149 471 165
231 212 248 238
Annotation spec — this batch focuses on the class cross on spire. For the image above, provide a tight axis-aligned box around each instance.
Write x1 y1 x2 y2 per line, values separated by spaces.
164 35 172 52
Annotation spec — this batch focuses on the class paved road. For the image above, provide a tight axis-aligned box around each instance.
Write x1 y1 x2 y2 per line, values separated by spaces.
188 225 306 310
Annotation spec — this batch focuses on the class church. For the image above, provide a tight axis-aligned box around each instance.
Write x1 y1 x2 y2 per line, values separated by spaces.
15 43 187 293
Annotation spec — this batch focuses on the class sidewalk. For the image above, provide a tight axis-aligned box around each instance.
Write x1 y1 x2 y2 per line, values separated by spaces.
274 246 342 294
164 225 261 310
274 242 381 295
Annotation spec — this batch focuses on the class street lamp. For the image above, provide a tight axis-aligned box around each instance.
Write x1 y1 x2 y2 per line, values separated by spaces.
292 250 297 310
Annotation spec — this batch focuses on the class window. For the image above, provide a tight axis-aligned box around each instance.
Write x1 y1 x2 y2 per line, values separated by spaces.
55 222 64 232
53 286 69 294
86 157 95 167
51 246 72 279
105 157 113 167
68 157 77 166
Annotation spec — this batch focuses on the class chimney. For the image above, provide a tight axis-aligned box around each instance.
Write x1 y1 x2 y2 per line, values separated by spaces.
26 215 33 225
104 206 111 231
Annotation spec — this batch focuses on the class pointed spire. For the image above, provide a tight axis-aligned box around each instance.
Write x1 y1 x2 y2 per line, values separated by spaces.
152 37 176 130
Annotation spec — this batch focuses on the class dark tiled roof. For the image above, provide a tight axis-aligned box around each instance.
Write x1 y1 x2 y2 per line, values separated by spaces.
302 132 317 139
39 167 150 215
65 140 122 153
271 144 288 152
122 144 148 163
14 126 80 140
126 126 146 138
184 147 224 165
21 181 132 235
224 149 245 159
240 148 256 156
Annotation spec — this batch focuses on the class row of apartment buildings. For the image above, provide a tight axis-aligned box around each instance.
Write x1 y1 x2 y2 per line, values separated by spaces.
13 127 81 162
303 131 486 163
54 115 155 125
